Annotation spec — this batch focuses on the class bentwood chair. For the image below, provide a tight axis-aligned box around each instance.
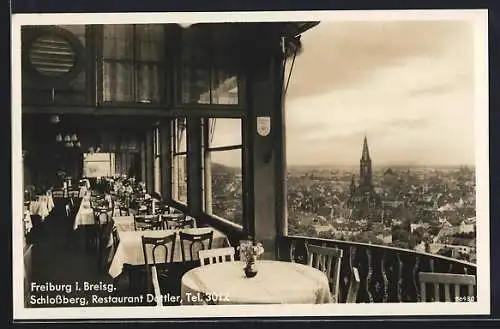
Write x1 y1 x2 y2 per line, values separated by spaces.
418 272 476 302
179 231 214 262
140 233 177 303
102 226 120 271
199 247 235 266
134 215 163 231
306 244 343 303
94 208 114 271
168 215 196 230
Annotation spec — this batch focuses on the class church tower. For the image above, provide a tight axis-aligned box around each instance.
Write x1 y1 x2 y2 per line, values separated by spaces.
359 135 373 189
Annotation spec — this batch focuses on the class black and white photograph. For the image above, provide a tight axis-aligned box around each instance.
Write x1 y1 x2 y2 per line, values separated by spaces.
12 9 489 319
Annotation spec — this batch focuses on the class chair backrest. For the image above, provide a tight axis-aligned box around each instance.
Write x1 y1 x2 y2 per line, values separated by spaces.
141 233 177 293
306 244 343 302
418 272 476 302
199 247 235 266
119 205 130 216
179 231 214 261
111 226 119 249
166 215 196 230
178 217 196 229
345 267 360 303
134 214 163 231
93 208 110 225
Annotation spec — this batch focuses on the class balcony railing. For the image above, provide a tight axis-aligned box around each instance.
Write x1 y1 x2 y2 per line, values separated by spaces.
276 235 477 303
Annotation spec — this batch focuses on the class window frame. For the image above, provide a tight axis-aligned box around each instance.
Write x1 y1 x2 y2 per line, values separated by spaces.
170 118 188 205
82 152 115 177
173 25 246 110
98 24 169 107
201 117 245 231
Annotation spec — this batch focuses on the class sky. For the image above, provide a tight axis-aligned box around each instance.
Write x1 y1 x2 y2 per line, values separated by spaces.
211 19 479 168
284 20 477 167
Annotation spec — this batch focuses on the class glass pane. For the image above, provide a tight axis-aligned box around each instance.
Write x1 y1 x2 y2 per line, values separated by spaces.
172 154 187 204
135 63 160 103
83 153 114 177
209 149 242 225
175 118 187 153
84 153 110 162
208 118 242 148
135 24 164 62
181 67 210 104
181 25 211 66
211 69 239 105
103 25 134 60
103 61 134 102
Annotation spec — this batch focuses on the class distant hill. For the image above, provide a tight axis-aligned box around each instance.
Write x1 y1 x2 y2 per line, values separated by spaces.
287 164 474 171
211 162 240 174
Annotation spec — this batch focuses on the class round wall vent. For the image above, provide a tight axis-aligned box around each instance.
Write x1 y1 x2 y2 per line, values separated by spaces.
22 26 85 86
28 33 77 77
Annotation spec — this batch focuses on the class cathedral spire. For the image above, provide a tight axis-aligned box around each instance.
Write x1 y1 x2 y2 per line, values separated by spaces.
361 135 371 161
359 135 373 188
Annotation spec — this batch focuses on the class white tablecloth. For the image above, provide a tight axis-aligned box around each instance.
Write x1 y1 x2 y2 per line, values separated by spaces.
29 195 54 220
181 260 333 305
111 214 196 232
108 227 230 278
113 215 135 232
23 210 32 234
73 197 112 230
79 186 89 198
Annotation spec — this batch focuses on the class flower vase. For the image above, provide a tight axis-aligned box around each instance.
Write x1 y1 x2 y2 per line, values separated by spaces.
244 258 258 278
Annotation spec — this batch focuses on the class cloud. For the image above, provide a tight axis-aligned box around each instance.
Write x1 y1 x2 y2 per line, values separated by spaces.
286 20 473 101
282 20 477 167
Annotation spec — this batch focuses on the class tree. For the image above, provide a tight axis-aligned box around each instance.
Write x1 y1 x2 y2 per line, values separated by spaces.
413 226 425 244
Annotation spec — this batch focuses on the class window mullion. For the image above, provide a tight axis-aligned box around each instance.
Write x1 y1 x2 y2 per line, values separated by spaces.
133 25 137 103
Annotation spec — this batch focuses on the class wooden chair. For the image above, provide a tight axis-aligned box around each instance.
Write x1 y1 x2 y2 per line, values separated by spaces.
134 215 163 231
95 213 114 272
419 272 476 302
199 247 235 266
119 205 130 216
166 215 196 230
345 267 360 303
89 208 110 252
179 231 214 262
140 233 177 297
102 226 120 271
306 244 343 303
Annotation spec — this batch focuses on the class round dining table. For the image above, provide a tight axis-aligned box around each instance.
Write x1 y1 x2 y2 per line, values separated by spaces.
180 260 333 305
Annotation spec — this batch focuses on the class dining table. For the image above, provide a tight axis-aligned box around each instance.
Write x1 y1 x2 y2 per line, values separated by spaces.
73 193 113 230
108 226 230 278
180 260 333 305
29 193 55 220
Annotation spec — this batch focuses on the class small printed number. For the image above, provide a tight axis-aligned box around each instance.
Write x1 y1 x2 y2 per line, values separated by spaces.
455 296 475 302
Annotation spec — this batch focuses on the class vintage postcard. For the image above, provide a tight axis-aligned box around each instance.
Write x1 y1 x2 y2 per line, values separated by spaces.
11 9 490 320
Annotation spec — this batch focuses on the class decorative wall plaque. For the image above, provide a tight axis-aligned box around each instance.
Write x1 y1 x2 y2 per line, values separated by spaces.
256 116 271 136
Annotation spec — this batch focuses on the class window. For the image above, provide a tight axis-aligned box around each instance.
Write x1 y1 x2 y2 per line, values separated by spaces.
102 24 164 104
179 26 240 105
83 153 115 177
203 118 243 226
171 118 187 204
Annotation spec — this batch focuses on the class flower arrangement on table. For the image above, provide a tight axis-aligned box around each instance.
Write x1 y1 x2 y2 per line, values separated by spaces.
113 176 135 207
237 240 265 278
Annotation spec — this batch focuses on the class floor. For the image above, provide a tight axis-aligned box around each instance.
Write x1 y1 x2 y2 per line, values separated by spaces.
26 199 155 308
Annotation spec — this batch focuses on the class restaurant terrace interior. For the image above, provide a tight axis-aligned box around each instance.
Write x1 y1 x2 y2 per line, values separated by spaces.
21 22 477 308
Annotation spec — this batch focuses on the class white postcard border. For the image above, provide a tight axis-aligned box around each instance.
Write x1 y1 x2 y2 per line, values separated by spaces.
11 9 490 319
